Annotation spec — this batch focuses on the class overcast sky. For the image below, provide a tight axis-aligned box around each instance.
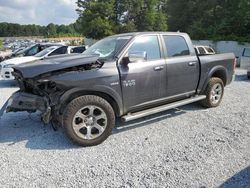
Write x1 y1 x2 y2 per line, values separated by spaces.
0 0 78 25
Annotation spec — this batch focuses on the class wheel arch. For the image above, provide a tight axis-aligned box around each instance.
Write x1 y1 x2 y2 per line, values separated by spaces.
201 66 227 93
59 87 123 117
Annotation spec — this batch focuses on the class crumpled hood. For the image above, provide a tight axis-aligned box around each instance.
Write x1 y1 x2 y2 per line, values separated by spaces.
1 56 40 66
13 54 99 78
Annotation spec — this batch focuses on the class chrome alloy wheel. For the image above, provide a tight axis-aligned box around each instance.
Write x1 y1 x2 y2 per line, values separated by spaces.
72 105 107 140
210 83 223 105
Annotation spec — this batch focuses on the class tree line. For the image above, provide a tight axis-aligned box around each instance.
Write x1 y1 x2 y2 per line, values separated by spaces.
0 0 250 42
0 22 80 38
76 0 250 42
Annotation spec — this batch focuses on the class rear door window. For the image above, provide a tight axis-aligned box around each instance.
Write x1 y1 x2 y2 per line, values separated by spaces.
72 47 86 53
163 35 190 57
49 46 68 56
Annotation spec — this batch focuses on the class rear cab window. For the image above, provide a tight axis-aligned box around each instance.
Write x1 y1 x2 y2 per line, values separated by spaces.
198 47 206 54
163 35 190 57
205 47 214 53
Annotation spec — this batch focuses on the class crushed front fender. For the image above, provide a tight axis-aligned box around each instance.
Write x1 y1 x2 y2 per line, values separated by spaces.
0 91 49 120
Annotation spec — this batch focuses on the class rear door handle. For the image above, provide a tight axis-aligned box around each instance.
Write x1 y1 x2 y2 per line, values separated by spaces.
154 66 164 71
188 62 197 66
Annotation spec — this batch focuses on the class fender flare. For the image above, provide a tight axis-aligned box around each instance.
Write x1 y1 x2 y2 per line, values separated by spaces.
59 85 123 116
201 66 227 93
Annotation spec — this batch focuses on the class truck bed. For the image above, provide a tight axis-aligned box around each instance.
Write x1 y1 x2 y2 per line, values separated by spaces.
197 53 235 92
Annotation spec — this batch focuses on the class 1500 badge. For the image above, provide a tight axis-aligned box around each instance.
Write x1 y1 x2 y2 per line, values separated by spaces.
123 80 136 87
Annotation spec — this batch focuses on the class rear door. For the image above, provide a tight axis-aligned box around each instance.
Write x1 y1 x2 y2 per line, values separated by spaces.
118 35 167 112
162 35 200 97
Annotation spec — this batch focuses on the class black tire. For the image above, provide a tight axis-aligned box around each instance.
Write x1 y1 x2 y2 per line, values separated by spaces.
63 95 115 147
200 77 224 108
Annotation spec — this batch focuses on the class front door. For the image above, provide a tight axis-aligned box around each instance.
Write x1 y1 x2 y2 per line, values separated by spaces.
118 35 167 113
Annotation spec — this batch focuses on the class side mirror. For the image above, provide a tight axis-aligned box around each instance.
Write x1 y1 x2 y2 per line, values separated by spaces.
128 51 147 63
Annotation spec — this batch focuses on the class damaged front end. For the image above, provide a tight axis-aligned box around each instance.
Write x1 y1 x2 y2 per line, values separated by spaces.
1 91 51 123
0 70 61 124
0 56 104 124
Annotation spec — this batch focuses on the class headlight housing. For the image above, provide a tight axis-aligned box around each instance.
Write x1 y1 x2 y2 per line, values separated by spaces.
3 64 15 68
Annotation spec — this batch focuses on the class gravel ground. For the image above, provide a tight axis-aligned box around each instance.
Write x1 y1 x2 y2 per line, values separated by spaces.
0 69 249 188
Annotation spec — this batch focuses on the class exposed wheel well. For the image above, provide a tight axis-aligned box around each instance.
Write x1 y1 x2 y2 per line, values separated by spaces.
211 70 227 86
59 91 121 117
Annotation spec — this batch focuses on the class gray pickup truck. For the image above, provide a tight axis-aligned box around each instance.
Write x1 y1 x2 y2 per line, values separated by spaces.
0 32 235 146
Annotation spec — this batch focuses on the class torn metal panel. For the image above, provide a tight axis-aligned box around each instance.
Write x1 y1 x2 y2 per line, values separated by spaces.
5 91 48 113
13 54 100 78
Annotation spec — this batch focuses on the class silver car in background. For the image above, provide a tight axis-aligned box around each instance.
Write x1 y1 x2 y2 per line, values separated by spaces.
240 48 250 78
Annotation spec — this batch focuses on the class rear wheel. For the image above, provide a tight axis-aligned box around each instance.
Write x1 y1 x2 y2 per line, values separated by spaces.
200 77 224 108
63 95 115 146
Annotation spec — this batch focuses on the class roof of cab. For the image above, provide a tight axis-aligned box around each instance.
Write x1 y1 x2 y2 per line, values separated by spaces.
111 31 189 38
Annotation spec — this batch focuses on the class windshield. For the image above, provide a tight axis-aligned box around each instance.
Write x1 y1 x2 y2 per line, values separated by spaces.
17 44 36 55
82 35 132 59
34 47 57 57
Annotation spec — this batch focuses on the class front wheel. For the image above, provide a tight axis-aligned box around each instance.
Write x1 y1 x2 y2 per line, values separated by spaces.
63 95 115 146
200 77 224 108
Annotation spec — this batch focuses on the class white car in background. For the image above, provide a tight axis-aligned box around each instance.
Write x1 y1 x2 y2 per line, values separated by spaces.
240 48 250 79
194 45 216 55
0 46 72 80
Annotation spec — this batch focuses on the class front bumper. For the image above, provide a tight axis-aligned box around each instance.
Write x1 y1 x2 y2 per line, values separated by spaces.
0 91 51 122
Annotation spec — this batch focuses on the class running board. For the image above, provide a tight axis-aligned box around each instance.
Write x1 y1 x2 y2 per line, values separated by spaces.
122 95 206 122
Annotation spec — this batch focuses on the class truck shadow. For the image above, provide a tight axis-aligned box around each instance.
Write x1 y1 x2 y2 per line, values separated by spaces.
0 80 18 88
0 103 204 150
113 103 204 135
0 113 79 150
219 166 250 188
234 74 250 82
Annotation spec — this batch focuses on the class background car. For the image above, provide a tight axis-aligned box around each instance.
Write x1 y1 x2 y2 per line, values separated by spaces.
12 43 63 58
0 47 25 62
194 45 216 55
240 48 250 78
0 50 13 62
0 45 76 80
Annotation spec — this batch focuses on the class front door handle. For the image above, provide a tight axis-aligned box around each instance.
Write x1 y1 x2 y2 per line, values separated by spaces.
188 62 197 66
154 66 164 71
